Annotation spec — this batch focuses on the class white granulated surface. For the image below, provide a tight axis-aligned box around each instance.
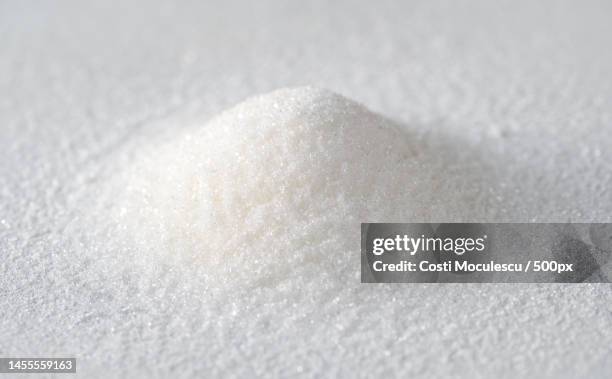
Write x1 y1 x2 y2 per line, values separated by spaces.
1 1 612 378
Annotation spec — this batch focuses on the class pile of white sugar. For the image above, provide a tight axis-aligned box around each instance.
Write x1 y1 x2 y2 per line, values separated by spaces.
111 87 495 286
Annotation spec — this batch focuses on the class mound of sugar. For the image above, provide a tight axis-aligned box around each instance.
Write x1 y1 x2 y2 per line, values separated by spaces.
114 87 474 285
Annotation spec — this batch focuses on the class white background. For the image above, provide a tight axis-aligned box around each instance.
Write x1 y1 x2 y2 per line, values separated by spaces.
1 0 611 377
